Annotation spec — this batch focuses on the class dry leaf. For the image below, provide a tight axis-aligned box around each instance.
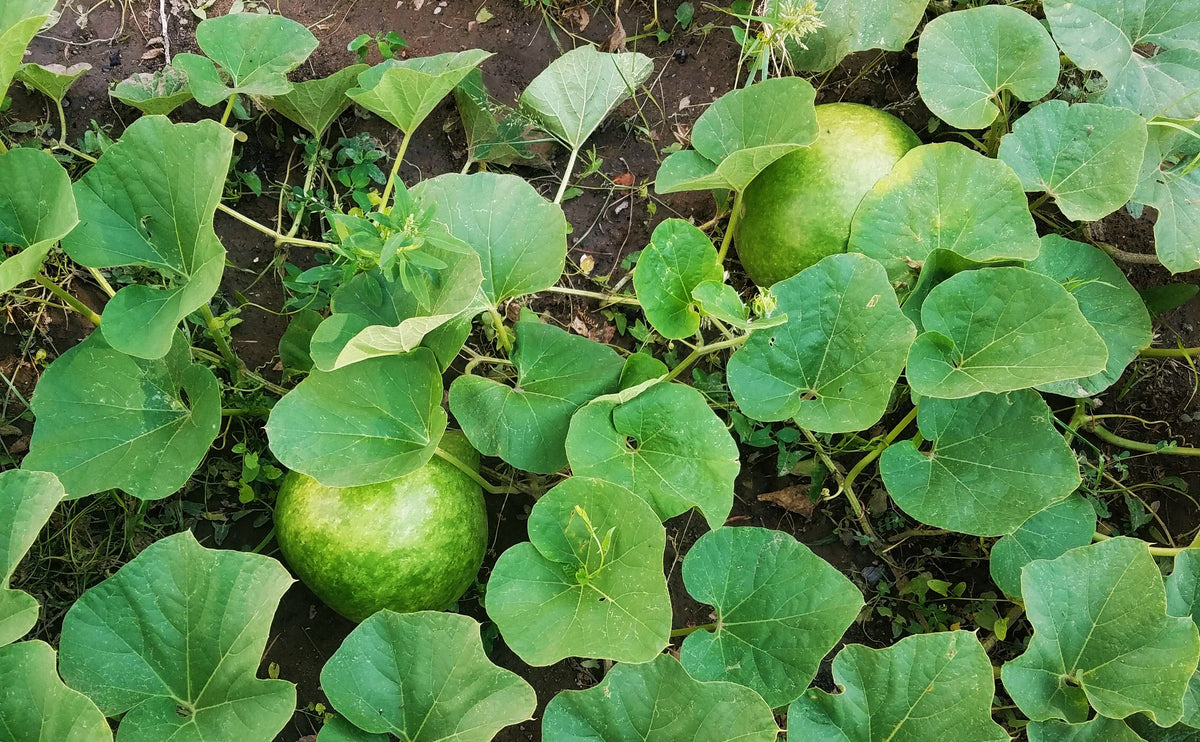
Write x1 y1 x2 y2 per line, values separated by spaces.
563 6 590 31
603 15 627 52
141 48 164 60
758 485 816 518
613 172 635 187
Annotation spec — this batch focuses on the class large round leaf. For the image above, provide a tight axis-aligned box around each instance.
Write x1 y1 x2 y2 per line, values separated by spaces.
848 142 1040 286
680 526 863 708
0 147 77 292
1028 718 1145 742
1134 120 1200 273
1001 537 1200 725
906 266 1109 399
727 253 915 432
565 381 739 530
1165 551 1200 729
1029 235 1152 397
765 0 930 73
655 77 818 194
61 116 234 359
998 101 1148 222
880 390 1081 537
173 12 317 106
24 331 221 501
897 248 1023 333
486 477 671 665
989 494 1096 598
266 348 447 487
917 5 1059 129
0 1 55 105
58 531 296 742
320 611 535 741
634 219 723 339
542 654 779 742
15 62 91 103
449 316 623 474
0 470 63 647
0 640 111 742
789 631 1007 742
348 50 492 135
265 64 368 138
412 173 567 306
111 67 192 116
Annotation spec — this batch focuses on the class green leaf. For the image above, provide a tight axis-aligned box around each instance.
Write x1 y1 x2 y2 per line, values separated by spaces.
24 331 221 501
0 471 63 647
266 348 447 487
1045 0 1200 119
1029 235 1153 397
727 253 915 432
111 66 194 115
691 280 752 329
0 148 78 293
454 68 553 168
320 611 535 741
789 631 1007 742
543 654 779 741
898 249 1022 333
348 50 492 134
848 142 1041 286
317 717 388 742
0 640 112 742
989 494 1096 598
1166 550 1200 729
998 101 1148 221
278 308 323 377
15 62 91 102
1142 283 1200 318
520 46 652 151
0 0 55 106
906 266 1109 398
1001 537 1200 724
173 12 317 106
1028 717 1146 742
565 382 739 529
266 64 368 137
634 219 723 339
58 531 296 742
449 318 623 474
61 116 234 359
916 5 1060 129
309 231 483 370
680 526 863 708
1127 717 1200 742
619 352 668 388
764 0 929 73
655 77 818 194
486 477 671 665
880 391 1081 536
1134 120 1200 273
412 172 567 305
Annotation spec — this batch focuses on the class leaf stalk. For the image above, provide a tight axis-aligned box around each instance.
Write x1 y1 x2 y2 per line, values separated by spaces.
34 275 102 325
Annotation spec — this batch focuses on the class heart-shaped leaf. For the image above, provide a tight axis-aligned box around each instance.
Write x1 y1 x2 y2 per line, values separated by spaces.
16 61 90 103
1165 551 1200 729
789 631 1008 742
24 331 221 501
0 0 55 105
848 142 1041 286
898 249 1023 333
917 5 1059 129
348 50 492 134
691 281 756 330
763 0 930 73
486 477 671 665
1045 0 1200 119
1134 120 1200 273
0 640 112 742
1028 717 1145 742
520 45 652 152
111 66 193 115
61 116 234 359
634 219 724 339
906 266 1109 398
681 526 863 708
173 12 317 106
565 381 740 529
989 494 1097 598
412 172 567 305
0 470 63 647
58 531 296 742
1002 537 1200 724
727 253 915 432
543 654 779 741
655 77 818 194
0 147 78 293
1029 235 1153 397
266 348 448 487
266 64 368 137
320 611 536 741
455 68 554 169
880 390 1081 536
998 101 1148 221
450 317 623 474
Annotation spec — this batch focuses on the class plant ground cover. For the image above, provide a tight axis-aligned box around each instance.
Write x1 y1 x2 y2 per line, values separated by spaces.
5 0 1200 741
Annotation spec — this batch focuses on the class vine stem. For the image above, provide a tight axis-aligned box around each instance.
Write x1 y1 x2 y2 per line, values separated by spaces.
840 405 920 501
280 147 322 244
34 275 102 325
662 335 747 382
434 446 519 495
55 99 70 146
379 129 415 207
1081 417 1200 457
554 147 581 205
199 304 244 383
1141 346 1200 358
1092 531 1197 557
715 190 744 263
216 203 335 249
190 346 288 395
670 622 717 639
542 285 641 306
88 268 116 297
219 95 237 127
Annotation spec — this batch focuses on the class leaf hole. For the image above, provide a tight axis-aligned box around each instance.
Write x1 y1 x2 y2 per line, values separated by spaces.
624 436 639 452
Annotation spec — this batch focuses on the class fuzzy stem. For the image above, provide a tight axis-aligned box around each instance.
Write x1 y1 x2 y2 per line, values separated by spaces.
34 275 102 325
842 406 920 496
716 190 744 263
281 148 322 243
543 285 641 306
55 99 70 146
554 146 581 205
1092 531 1197 557
1141 346 1200 358
1083 418 1200 457
87 268 116 298
219 95 237 127
663 335 748 382
54 141 96 162
380 129 415 207
670 622 717 639
434 446 518 495
199 304 244 382
216 203 334 249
